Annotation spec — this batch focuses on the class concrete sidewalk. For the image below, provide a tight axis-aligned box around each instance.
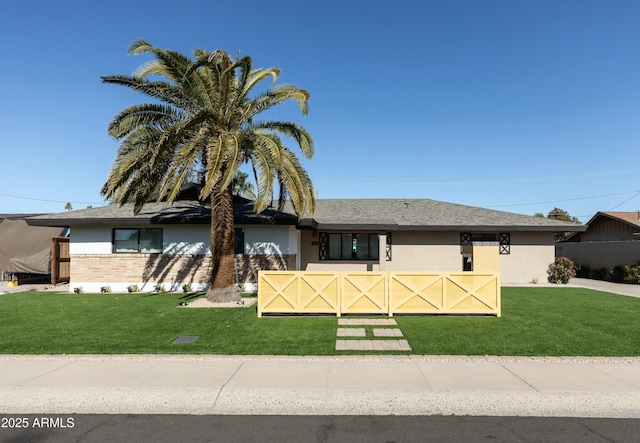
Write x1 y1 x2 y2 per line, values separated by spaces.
1 355 638 418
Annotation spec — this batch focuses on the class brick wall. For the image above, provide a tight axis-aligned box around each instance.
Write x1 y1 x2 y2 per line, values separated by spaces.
71 253 296 284
235 254 297 283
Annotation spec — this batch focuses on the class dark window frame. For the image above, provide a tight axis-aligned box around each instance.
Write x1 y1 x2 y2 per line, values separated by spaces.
112 228 163 253
460 232 510 255
319 232 380 261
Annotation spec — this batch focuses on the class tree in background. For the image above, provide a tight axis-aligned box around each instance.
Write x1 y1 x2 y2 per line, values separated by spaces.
534 207 580 242
101 40 315 302
64 202 72 211
232 171 256 200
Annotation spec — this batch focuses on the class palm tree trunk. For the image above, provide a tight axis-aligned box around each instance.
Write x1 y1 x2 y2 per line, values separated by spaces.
206 181 241 303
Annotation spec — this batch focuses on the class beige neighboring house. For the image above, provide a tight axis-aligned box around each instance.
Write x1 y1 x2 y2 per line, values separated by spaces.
556 211 640 271
26 195 585 293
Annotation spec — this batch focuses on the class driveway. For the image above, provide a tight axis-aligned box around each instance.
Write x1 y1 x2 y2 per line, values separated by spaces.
567 278 640 298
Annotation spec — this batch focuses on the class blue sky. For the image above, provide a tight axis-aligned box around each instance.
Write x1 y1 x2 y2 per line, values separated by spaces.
1 0 638 222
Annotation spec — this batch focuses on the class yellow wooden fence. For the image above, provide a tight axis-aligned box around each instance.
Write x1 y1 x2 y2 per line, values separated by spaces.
258 271 500 317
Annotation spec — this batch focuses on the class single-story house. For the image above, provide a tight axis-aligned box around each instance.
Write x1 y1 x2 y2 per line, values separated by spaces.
556 211 640 272
26 193 585 292
0 214 68 283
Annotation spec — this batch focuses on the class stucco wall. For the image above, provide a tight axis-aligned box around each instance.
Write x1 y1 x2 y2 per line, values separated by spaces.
299 229 556 284
70 224 296 256
501 232 555 283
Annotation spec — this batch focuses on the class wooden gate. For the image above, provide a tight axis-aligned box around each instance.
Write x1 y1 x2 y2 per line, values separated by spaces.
51 237 70 284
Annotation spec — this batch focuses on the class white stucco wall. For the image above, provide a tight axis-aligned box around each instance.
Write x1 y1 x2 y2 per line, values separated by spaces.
69 226 113 254
70 224 297 256
164 225 210 254
241 224 297 255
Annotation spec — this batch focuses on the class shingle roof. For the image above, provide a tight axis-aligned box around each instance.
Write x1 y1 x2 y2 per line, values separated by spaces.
26 197 585 232
599 211 640 228
299 199 585 232
25 199 298 227
562 211 640 242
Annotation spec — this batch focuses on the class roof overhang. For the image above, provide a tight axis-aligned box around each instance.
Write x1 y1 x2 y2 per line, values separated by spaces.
308 223 587 232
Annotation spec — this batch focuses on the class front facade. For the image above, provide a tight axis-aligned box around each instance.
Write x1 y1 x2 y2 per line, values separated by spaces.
27 197 584 292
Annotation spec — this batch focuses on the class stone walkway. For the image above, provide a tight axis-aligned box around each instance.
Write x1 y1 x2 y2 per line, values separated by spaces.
335 318 411 351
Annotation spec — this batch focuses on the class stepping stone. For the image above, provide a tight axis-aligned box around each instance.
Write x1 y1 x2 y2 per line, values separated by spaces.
373 328 403 337
337 328 366 337
338 319 397 326
335 339 411 351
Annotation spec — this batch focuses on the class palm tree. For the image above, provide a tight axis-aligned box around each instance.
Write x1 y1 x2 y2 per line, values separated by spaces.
100 39 315 302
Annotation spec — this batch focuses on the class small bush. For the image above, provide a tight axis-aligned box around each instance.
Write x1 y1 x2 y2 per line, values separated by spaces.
155 283 165 292
100 286 112 294
127 284 139 293
182 283 192 293
591 267 608 280
610 266 625 283
73 286 83 294
547 257 576 284
575 265 590 278
624 261 640 284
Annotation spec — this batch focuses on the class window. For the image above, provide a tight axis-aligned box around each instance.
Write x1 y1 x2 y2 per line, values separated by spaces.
234 228 245 254
320 233 379 260
113 229 163 253
460 232 510 255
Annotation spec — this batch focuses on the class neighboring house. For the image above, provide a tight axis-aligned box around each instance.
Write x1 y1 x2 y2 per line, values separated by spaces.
556 211 640 272
0 214 68 283
26 195 585 292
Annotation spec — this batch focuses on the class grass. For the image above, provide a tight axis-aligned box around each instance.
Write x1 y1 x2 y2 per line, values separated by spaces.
0 287 638 356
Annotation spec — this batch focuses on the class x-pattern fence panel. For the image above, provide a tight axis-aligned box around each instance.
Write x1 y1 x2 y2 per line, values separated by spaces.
258 271 500 317
389 272 500 316
258 272 340 317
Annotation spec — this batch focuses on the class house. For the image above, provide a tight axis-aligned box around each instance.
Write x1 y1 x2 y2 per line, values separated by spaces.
0 214 68 283
26 195 585 292
556 211 640 274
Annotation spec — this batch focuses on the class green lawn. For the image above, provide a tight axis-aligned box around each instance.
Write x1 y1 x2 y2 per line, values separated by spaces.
0 287 638 356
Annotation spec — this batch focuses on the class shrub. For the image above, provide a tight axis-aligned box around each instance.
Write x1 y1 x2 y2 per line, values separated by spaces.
575 265 590 278
73 286 83 294
127 284 139 293
547 257 576 284
591 267 608 280
624 261 640 284
182 283 192 293
610 266 625 283
100 286 112 293
154 283 165 292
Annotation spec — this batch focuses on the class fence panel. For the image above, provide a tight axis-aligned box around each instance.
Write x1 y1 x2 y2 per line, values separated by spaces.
389 273 445 315
443 273 501 316
258 271 340 317
340 272 388 315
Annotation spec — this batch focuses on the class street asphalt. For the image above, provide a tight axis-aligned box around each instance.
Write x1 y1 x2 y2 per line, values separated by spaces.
0 278 638 418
